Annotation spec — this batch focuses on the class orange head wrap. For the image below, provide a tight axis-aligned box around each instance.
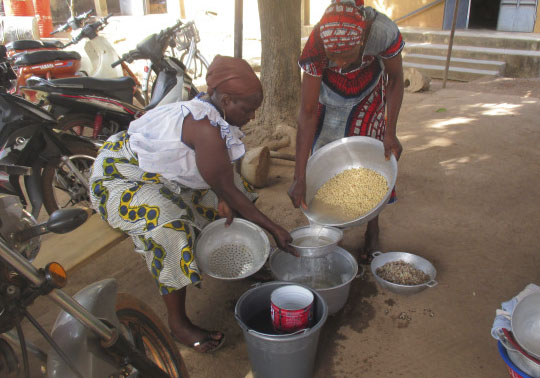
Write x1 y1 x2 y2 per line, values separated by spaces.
205 55 262 97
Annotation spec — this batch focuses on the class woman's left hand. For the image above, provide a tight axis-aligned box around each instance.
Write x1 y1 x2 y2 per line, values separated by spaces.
383 133 403 161
218 199 235 225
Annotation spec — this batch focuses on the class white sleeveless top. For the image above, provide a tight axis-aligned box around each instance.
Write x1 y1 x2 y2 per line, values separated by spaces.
128 97 245 189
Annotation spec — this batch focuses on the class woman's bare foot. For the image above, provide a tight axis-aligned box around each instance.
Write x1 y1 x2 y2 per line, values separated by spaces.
170 323 225 353
162 288 225 353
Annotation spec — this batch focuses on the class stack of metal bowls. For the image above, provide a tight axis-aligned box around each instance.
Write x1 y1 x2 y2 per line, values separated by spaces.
505 293 540 377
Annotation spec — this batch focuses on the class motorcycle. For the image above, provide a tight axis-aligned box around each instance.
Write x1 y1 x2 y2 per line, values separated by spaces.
0 45 98 217
0 191 189 377
50 10 124 79
6 10 145 105
20 19 198 140
50 10 148 106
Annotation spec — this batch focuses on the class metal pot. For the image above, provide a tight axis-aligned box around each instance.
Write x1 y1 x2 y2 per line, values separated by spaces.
302 136 398 228
370 251 438 295
269 247 362 315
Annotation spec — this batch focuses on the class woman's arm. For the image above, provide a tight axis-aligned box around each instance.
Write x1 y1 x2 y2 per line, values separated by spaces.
184 117 295 253
383 52 404 161
288 72 322 209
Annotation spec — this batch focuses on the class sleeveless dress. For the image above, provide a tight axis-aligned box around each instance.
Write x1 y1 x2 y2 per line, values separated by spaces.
89 96 257 295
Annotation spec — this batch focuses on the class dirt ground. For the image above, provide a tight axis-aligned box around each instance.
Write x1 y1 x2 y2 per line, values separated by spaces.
11 75 539 378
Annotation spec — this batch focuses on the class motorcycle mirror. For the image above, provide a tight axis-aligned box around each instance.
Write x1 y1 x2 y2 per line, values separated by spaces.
46 208 90 234
13 207 90 242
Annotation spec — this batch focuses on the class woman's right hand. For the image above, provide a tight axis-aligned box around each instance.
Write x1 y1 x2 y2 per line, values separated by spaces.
272 226 299 257
287 178 308 210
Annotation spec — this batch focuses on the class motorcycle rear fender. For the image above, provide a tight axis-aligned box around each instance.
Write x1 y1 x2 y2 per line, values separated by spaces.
47 278 122 378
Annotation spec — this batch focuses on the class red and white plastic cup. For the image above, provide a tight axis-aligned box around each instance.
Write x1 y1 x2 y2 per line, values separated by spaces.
270 285 314 333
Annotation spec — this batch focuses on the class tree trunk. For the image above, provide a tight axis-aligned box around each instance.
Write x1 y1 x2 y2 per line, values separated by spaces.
252 0 301 141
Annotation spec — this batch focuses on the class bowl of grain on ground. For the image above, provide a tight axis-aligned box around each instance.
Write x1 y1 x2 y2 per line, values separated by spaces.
370 251 438 295
303 136 398 228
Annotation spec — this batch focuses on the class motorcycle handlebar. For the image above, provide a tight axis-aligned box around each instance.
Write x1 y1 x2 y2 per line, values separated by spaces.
111 57 123 68
51 9 95 34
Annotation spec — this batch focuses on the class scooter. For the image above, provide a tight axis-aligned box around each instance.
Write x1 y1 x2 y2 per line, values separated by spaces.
0 46 99 217
51 10 147 105
0 192 189 378
20 20 198 140
50 10 123 79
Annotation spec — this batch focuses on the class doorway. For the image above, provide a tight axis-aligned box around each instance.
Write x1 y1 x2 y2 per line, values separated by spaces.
443 0 503 30
469 0 501 29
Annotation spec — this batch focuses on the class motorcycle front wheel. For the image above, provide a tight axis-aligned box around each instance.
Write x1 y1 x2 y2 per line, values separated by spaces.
115 293 190 378
41 143 97 215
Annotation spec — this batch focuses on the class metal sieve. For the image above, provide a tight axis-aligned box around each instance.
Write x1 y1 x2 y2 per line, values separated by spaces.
195 218 270 280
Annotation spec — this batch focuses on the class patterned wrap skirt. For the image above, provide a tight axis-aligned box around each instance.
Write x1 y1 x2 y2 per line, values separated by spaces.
89 131 258 295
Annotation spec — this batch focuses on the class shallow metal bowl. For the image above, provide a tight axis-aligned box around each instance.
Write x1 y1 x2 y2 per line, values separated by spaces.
302 136 398 228
289 225 343 258
512 292 540 360
370 251 438 295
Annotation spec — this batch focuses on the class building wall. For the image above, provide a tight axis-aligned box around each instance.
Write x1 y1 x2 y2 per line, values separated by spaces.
363 0 444 28
536 5 540 33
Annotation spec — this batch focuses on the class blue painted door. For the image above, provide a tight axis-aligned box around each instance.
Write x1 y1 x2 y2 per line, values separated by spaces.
443 0 471 29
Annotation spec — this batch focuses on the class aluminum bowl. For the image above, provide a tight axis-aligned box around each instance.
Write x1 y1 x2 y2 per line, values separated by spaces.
370 251 438 295
512 292 540 360
195 218 270 280
302 136 398 228
289 225 343 258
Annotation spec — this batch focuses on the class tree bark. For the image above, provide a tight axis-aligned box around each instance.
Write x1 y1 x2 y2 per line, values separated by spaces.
254 0 301 137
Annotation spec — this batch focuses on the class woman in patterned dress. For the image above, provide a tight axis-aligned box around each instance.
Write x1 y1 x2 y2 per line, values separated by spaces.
90 55 295 353
288 0 404 263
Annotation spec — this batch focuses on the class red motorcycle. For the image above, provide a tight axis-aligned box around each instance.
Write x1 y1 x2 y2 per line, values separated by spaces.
10 49 82 94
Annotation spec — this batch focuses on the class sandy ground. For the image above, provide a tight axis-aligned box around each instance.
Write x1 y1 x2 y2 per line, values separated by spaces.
9 76 540 378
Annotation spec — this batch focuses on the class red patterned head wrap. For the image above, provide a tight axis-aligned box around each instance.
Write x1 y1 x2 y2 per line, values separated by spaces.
206 55 262 97
319 0 366 53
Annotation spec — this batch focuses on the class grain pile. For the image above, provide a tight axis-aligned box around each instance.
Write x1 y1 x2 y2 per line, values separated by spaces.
312 167 388 221
376 261 430 285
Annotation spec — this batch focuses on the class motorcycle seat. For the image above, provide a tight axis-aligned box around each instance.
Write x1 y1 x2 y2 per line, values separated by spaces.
47 76 136 103
6 40 64 51
50 76 136 92
13 50 81 66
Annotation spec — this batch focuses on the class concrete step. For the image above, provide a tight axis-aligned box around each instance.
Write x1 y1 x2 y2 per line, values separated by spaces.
403 53 506 75
403 43 540 78
400 27 540 51
403 61 501 81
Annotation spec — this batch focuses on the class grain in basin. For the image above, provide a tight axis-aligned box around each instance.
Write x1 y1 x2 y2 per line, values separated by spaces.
312 168 388 221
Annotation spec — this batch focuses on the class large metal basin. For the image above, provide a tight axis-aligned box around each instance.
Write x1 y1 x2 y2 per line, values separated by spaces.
269 247 361 315
302 136 398 228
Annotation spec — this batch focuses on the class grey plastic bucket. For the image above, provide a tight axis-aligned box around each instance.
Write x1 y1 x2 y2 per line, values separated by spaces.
235 281 328 378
